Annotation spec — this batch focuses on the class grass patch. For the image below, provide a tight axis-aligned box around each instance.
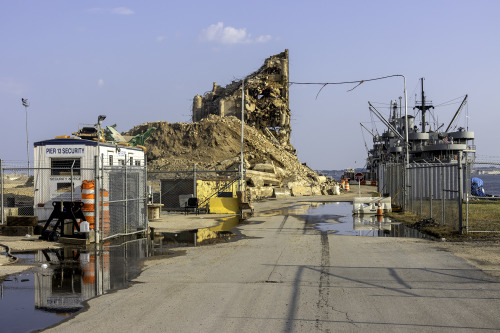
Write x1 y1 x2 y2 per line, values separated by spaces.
466 200 500 232
386 211 421 224
388 199 500 240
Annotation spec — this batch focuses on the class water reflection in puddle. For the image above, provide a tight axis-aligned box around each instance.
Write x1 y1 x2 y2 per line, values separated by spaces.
0 216 245 332
1 238 152 332
261 201 428 238
152 215 242 249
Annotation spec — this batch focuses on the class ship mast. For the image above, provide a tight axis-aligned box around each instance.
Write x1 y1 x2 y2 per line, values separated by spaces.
414 78 434 133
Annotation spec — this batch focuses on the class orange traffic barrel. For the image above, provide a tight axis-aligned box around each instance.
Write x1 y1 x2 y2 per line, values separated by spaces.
345 181 350 192
82 180 95 228
376 201 383 216
81 253 95 284
100 189 110 237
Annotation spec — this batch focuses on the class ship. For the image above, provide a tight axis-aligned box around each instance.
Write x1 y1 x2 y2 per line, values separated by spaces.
362 78 476 183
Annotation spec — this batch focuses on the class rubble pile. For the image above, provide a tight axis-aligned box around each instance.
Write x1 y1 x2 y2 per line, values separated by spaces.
126 114 337 200
192 50 293 152
126 50 338 200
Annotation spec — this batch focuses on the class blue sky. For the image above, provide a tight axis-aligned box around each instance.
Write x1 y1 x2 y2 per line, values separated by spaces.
1 1 499 169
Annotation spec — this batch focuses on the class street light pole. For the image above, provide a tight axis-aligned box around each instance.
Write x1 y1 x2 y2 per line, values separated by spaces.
402 75 409 212
21 98 30 176
95 115 106 244
240 80 245 192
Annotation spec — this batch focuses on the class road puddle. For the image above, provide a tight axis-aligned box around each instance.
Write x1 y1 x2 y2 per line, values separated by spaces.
261 201 428 238
152 215 243 249
0 215 245 332
0 237 153 332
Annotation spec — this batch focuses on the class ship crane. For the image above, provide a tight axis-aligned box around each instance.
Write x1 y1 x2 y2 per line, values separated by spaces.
445 95 468 132
360 122 375 154
360 122 376 138
368 102 405 141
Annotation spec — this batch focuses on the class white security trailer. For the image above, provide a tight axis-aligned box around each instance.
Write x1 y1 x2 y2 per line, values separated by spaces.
33 138 145 220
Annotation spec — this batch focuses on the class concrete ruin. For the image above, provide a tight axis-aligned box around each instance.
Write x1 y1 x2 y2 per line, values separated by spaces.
192 50 293 152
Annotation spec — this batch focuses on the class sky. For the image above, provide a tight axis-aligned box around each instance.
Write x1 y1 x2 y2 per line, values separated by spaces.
1 0 499 170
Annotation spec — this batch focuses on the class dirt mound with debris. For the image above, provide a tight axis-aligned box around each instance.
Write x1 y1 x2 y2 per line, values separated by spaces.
126 114 321 186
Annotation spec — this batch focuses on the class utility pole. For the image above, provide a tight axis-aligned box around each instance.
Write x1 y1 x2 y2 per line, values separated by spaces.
21 98 30 176
240 80 245 192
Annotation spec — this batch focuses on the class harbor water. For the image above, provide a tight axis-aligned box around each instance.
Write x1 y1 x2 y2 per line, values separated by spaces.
471 173 500 196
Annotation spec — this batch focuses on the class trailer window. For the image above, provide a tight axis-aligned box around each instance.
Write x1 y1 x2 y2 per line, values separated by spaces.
57 182 73 192
51 158 81 176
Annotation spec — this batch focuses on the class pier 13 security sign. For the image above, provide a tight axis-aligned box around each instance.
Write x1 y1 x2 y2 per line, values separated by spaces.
45 145 86 157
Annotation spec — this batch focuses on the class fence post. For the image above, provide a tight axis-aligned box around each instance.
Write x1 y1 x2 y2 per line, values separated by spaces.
94 155 100 244
1 159 4 225
193 163 197 198
70 160 75 202
458 151 464 234
465 192 469 233
403 163 407 212
100 154 105 238
420 167 423 216
145 156 148 229
125 155 128 234
430 168 433 220
441 167 445 226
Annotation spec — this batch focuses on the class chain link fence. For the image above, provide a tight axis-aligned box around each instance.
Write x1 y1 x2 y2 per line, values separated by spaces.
147 168 240 212
465 161 500 233
1 158 147 241
1 164 34 218
102 163 147 237
379 160 468 231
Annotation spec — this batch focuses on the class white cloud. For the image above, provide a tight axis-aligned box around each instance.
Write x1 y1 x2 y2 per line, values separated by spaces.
88 7 134 15
98 79 104 87
0 78 24 95
156 35 166 42
256 35 272 43
199 22 272 44
112 7 134 15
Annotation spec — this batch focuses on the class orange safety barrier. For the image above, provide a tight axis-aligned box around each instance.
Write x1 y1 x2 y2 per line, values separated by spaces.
345 181 350 191
376 201 383 216
81 181 111 235
82 180 95 226
82 253 95 284
100 189 110 237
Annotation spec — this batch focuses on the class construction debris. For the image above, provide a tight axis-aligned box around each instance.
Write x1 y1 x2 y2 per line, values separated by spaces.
126 115 338 200
192 50 293 152
125 50 339 199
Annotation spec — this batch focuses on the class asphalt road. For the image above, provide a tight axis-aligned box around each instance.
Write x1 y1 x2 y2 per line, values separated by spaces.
46 199 500 332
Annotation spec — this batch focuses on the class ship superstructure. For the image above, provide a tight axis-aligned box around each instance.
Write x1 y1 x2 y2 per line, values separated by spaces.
364 78 475 181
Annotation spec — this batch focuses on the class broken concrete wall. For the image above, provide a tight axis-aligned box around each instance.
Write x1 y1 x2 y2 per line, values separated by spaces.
192 50 293 152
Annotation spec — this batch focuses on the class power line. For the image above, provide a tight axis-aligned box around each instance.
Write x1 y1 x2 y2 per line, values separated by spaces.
288 74 406 99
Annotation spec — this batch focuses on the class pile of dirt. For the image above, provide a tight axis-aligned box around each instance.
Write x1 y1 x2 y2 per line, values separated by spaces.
126 114 324 187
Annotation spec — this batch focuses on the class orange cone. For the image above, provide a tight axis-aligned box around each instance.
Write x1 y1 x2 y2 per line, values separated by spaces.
376 201 383 216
